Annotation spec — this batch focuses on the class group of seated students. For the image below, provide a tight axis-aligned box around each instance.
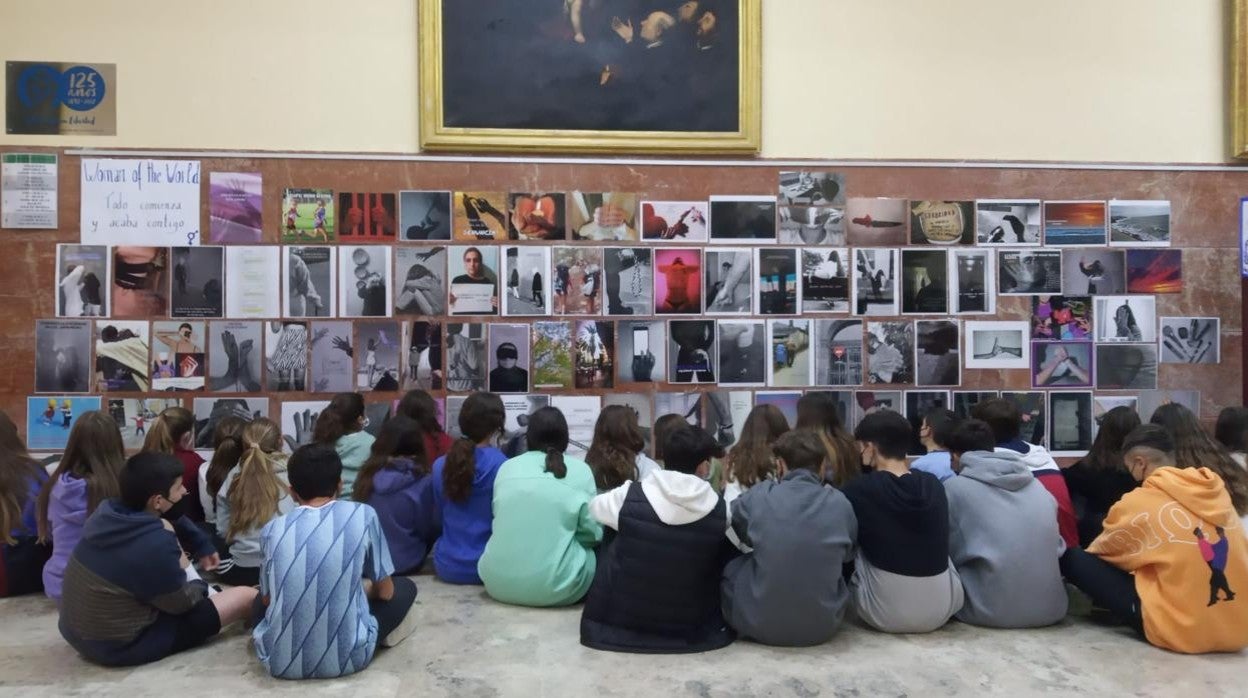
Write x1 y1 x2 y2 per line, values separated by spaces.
3 391 1248 680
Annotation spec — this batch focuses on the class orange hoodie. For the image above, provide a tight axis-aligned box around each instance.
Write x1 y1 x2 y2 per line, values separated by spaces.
1089 466 1248 654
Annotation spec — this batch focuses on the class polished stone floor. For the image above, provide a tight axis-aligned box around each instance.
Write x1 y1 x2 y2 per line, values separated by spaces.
0 578 1244 697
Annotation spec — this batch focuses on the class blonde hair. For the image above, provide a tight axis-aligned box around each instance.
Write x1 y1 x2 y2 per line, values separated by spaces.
225 418 286 542
142 406 195 454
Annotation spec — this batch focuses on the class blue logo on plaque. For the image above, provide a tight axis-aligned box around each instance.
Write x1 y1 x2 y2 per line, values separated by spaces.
15 64 61 109
60 65 105 111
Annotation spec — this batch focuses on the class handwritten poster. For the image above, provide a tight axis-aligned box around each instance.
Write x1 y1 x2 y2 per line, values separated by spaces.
80 158 201 246
1 153 58 229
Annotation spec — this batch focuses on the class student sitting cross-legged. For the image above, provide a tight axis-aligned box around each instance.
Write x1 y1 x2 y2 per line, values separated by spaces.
721 429 857 646
58 452 258 667
353 415 440 575
253 443 417 679
1061 425 1248 654
580 425 737 653
844 410 964 633
943 419 1068 628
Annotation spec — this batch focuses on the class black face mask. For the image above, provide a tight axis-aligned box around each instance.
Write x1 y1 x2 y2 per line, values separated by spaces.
160 497 187 522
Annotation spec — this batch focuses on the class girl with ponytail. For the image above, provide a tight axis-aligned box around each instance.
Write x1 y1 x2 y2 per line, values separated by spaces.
312 392 375 498
142 405 207 522
478 407 602 607
214 418 292 586
198 415 247 539
430 392 506 584
353 415 439 574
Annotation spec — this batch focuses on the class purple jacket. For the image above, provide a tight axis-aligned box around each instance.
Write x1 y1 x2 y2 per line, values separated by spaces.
365 458 440 575
43 473 89 600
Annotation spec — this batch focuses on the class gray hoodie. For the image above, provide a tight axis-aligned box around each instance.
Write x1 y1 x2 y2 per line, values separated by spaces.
944 450 1068 628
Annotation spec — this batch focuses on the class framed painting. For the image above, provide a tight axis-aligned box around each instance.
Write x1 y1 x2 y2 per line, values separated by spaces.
1236 0 1248 158
418 0 761 154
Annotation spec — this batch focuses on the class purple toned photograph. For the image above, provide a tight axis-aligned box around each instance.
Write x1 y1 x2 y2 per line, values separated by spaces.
208 172 263 243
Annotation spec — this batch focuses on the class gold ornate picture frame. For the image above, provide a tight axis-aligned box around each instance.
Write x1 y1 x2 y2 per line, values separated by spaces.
1234 0 1248 158
419 0 761 155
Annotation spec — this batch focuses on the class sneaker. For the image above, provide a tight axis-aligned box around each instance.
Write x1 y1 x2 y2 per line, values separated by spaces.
381 604 418 648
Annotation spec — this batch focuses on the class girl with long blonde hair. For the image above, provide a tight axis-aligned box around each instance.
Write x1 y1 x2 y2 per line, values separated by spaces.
214 418 292 586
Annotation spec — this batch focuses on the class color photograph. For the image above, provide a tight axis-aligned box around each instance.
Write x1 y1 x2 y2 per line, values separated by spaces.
448 245 500 316
717 320 766 387
642 201 709 243
1109 200 1171 246
224 246 280 319
574 320 614 389
767 319 812 387
56 244 109 317
915 320 960 387
283 246 336 318
489 324 531 393
403 321 443 391
34 319 92 393
1095 344 1159 390
339 245 392 318
169 246 224 319
1001 391 1046 446
1062 249 1126 295
708 196 777 243
1048 391 1093 456
964 320 1029 369
950 249 994 314
998 249 1062 295
975 200 1041 245
669 319 716 384
338 192 397 243
813 319 864 387
756 248 799 315
27 396 102 452
445 322 487 392
852 248 898 316
151 320 205 391
778 171 844 206
845 198 908 246
508 192 566 241
910 200 973 245
568 192 638 241
604 247 653 316
1031 295 1092 341
900 249 949 314
94 320 150 392
1031 341 1093 388
801 248 850 313
1043 201 1107 246
705 248 754 314
452 191 508 241
866 321 914 385
1159 317 1219 364
112 246 168 319
756 391 801 429
281 188 334 243
617 320 666 386
309 320 354 394
1126 249 1183 294
654 247 703 315
118 398 184 450
532 321 574 389
208 172 263 244
1094 296 1157 343
553 246 604 315
265 321 308 392
398 191 452 241
502 246 552 316
355 321 401 392
394 246 448 316
778 206 845 245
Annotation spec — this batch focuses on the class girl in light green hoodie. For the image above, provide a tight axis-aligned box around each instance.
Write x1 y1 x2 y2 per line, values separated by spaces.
313 392 375 499
479 406 602 607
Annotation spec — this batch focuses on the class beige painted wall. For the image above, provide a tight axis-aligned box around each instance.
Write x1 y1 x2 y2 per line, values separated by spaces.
0 0 1228 162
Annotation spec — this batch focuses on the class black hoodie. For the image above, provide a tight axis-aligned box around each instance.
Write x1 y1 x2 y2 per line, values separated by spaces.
841 469 950 577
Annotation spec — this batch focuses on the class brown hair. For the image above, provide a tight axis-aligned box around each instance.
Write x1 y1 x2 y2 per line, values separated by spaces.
353 415 427 503
728 404 790 488
204 415 247 502
1151 403 1248 515
772 429 828 476
313 392 365 445
443 393 505 503
652 414 687 464
225 418 286 542
796 392 859 488
37 411 125 541
142 405 195 454
397 389 444 436
0 412 44 544
585 405 646 490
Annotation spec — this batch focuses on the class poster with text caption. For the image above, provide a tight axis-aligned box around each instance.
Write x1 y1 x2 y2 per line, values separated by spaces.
80 159 201 246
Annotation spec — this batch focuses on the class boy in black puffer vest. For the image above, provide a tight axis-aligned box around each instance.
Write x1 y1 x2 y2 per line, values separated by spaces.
580 426 737 653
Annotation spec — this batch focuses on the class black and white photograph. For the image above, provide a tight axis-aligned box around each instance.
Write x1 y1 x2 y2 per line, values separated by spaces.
500 395 549 453
548 395 601 460
709 196 777 243
767 319 812 387
508 192 566 241
207 321 262 393
910 200 973 245
813 319 864 387
117 398 183 450
845 198 908 246
852 391 902 430
654 392 704 428
56 244 109 317
280 400 330 450
801 248 850 313
283 246 336 318
362 402 394 439
641 201 709 243
949 249 995 314
1094 296 1157 343
448 245 500 316
266 321 308 392
852 248 898 316
998 249 1062 295
915 320 960 387
404 321 443 391
554 246 605 315
445 322 487 392
755 248 799 315
169 246 225 319
779 206 845 245
309 320 354 394
778 171 844 206
616 320 666 386
1137 390 1200 423
1109 200 1171 247
339 245 392 318
94 320 151 392
444 396 467 439
603 393 654 452
35 319 91 393
900 249 949 314
1159 317 1219 364
704 248 753 314
1031 341 1093 388
866 321 914 385
669 319 717 385
191 398 267 450
1061 249 1125 295
704 391 745 451
502 246 552 316
1095 344 1159 390
1001 391 1046 446
398 191 452 241
394 246 447 316
975 200 1041 245
717 320 766 387
904 391 952 456
151 321 205 392
952 391 999 419
1048 391 1094 456
568 192 639 241
488 324 530 393
964 320 1030 369
574 320 614 389
604 247 653 316
225 246 280 319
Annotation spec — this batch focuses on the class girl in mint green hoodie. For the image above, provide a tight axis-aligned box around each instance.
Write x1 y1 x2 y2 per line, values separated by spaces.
479 406 602 607
313 392 376 499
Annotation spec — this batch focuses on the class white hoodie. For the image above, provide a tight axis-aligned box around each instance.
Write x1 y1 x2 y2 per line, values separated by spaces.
590 470 730 533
